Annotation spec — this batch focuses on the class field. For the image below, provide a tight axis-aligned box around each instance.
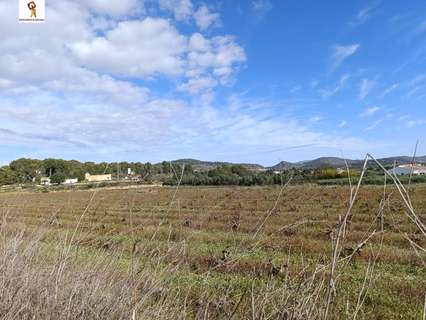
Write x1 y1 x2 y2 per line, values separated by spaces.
0 183 425 319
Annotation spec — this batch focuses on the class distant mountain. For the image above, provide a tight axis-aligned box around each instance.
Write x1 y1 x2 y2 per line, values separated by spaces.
268 161 295 171
169 159 264 171
268 156 426 170
165 155 426 172
295 157 363 169
371 156 426 167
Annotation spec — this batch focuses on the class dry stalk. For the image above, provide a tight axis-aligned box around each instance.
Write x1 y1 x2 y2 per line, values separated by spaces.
253 172 293 239
423 293 426 320
323 155 369 319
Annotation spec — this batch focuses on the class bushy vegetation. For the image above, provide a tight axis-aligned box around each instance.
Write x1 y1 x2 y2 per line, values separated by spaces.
164 165 375 186
318 174 426 185
163 165 284 186
50 172 66 184
1 158 156 185
1 158 425 187
0 166 18 185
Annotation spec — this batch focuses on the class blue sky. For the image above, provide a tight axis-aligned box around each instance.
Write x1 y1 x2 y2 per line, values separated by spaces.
0 0 425 165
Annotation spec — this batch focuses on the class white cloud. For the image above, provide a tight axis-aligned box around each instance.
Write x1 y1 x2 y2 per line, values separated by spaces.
0 127 86 148
70 20 244 90
89 16 117 31
178 76 218 94
71 18 187 78
0 87 187 152
0 0 245 99
407 85 426 100
380 83 398 98
79 0 141 17
365 119 383 131
338 120 347 128
350 4 378 27
409 73 426 86
44 69 148 105
0 0 92 83
403 74 426 99
319 73 350 98
0 0 374 162
0 1 92 52
187 33 246 87
355 7 371 23
359 79 375 100
0 79 14 88
188 32 211 51
159 0 220 30
330 44 360 70
194 4 220 30
339 74 351 85
309 116 322 123
0 88 370 161
406 119 426 128
360 106 380 117
0 0 249 160
251 0 272 15
159 0 193 21
194 100 356 149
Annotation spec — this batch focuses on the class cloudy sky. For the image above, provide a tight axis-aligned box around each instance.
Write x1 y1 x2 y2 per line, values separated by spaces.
0 0 425 165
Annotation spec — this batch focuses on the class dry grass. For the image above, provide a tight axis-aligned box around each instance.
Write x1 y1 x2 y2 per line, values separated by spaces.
0 178 425 319
0 230 187 319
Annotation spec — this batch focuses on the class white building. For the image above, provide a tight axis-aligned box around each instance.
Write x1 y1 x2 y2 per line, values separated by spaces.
336 168 345 175
85 173 112 182
63 178 78 184
40 177 51 186
389 164 426 176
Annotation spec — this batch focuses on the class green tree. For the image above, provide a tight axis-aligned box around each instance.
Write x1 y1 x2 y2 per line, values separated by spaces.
43 158 68 177
184 164 194 174
161 161 171 174
9 158 43 183
230 165 250 177
50 172 66 184
317 168 338 179
0 166 18 185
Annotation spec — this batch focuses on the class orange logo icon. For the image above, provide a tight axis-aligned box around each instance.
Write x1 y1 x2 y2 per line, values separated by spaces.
27 1 37 18
19 0 44 23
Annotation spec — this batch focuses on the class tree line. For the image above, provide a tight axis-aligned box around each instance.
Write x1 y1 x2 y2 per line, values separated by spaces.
0 157 367 187
0 158 156 185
